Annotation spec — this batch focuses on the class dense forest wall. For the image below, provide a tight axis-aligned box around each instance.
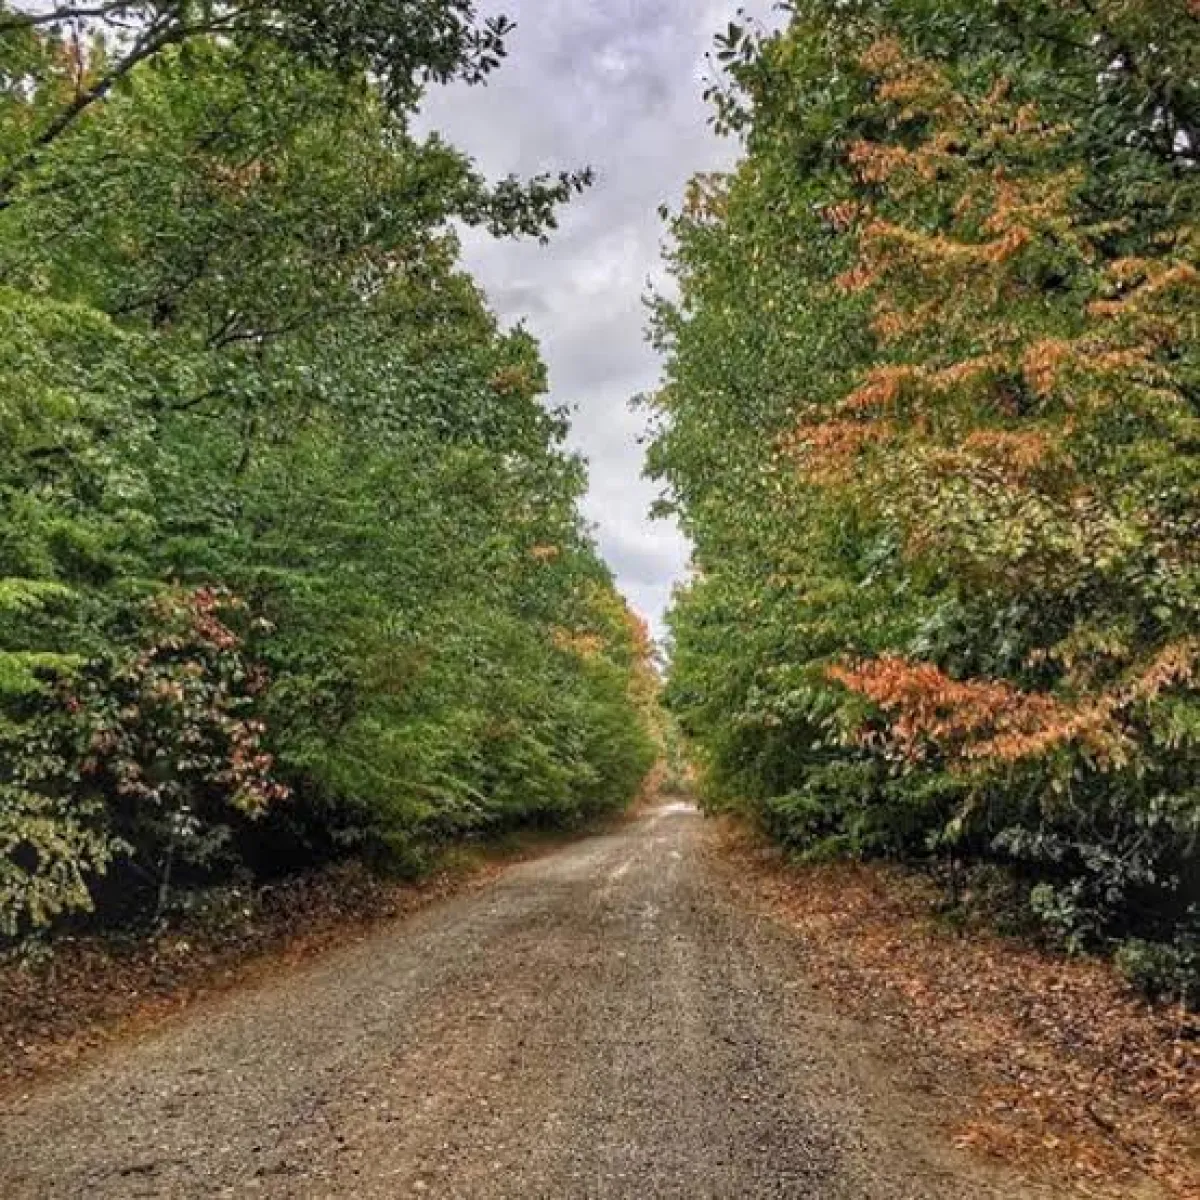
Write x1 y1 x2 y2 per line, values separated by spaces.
651 0 1199 1001
0 2 657 940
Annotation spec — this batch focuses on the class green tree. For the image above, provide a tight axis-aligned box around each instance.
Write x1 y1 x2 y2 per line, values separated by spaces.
0 0 524 198
652 0 1199 995
0 13 653 937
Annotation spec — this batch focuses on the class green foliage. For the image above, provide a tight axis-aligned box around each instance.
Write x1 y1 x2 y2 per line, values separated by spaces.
653 0 1199 987
0 8 653 937
0 782 115 938
0 1 561 199
1115 936 1198 1008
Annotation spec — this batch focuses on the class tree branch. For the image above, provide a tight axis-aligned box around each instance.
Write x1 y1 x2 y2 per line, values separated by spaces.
0 2 136 34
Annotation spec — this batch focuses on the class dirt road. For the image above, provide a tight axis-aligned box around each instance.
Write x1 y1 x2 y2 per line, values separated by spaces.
0 802 1056 1198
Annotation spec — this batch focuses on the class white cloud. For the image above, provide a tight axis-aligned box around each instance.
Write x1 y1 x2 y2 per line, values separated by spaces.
419 0 780 639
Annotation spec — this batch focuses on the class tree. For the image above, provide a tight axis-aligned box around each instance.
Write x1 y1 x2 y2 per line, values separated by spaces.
0 12 653 937
0 0 521 198
652 0 1199 994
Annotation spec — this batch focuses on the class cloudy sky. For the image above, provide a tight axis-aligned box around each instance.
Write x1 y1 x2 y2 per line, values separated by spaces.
420 1 778 638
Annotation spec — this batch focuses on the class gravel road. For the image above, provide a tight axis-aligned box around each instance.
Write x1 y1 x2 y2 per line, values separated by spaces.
0 801 1056 1199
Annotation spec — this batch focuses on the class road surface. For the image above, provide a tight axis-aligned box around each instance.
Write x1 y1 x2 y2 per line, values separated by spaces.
0 801 1054 1198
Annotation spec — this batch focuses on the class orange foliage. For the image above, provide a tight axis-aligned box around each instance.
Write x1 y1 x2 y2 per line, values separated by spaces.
982 172 1081 240
834 260 878 295
1089 261 1200 319
490 364 538 397
869 304 910 343
1128 639 1200 704
1023 335 1170 404
839 354 1003 416
832 642 1198 772
847 141 916 185
820 200 865 233
840 363 917 413
827 657 1120 767
623 607 655 662
779 418 895 484
858 37 958 122
857 36 906 76
957 428 1059 483
855 219 1031 288
869 297 947 342
1022 338 1074 398
849 132 965 186
551 629 605 662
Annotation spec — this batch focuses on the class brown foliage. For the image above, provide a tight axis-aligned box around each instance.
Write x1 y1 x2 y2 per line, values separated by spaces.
827 656 1121 767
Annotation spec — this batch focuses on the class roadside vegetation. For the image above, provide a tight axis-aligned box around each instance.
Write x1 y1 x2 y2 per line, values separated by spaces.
713 823 1198 1196
650 0 1199 1003
0 1 658 949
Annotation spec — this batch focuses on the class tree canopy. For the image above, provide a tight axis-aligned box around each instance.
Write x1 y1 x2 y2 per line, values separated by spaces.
1 2 655 937
652 0 1198 1000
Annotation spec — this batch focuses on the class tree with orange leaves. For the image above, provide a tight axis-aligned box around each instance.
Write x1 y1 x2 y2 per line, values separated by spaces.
652 0 1199 998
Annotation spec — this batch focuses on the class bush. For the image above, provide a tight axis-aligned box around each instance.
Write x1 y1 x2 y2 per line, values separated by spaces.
1115 937 1199 1008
